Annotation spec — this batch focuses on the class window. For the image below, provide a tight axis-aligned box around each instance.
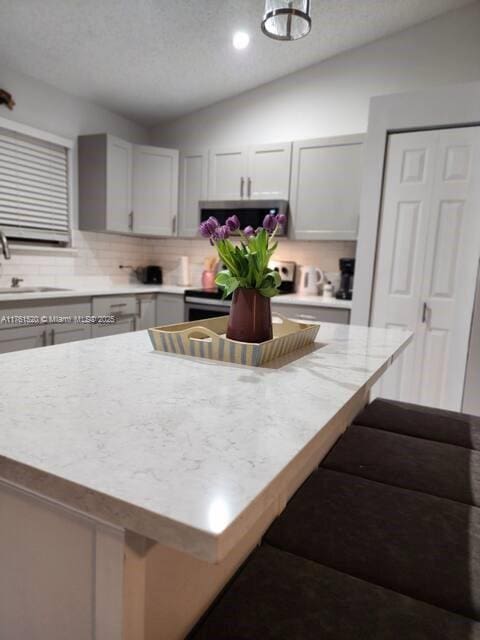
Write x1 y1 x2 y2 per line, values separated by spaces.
0 120 72 244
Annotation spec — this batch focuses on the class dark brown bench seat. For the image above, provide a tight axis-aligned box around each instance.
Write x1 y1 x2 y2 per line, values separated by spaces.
323 423 480 507
190 544 480 640
355 398 480 450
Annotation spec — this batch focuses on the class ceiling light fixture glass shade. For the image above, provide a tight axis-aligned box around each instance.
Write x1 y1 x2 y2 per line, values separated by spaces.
262 0 311 41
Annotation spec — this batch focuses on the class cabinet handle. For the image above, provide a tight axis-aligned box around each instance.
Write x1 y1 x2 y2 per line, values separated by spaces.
172 215 177 234
247 177 252 198
50 328 55 344
128 211 134 231
296 314 317 321
240 177 245 198
42 329 48 346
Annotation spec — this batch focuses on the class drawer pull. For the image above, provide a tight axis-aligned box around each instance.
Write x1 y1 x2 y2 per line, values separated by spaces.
296 314 317 321
110 303 128 308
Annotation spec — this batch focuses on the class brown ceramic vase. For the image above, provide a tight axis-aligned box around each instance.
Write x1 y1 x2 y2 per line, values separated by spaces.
226 288 273 343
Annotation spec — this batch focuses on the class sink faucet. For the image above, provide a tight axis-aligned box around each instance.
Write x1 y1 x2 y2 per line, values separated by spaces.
11 277 23 288
0 229 11 260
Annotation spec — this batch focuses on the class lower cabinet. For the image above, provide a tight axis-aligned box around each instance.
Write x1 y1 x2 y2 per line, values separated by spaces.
0 480 124 640
0 294 185 354
0 324 49 353
272 303 350 325
91 316 136 338
0 300 92 354
136 294 157 330
156 293 184 326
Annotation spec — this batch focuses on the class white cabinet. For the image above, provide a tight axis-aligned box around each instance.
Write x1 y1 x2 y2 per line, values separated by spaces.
91 295 137 337
208 147 248 200
179 150 208 237
0 300 92 354
107 136 133 233
79 134 133 234
0 324 48 353
156 293 184 326
290 134 364 240
207 143 291 201
247 143 291 200
136 294 157 330
79 135 178 237
132 145 179 236
0 480 124 640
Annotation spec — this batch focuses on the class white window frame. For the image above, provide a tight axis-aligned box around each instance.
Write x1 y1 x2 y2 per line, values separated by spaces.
0 116 74 246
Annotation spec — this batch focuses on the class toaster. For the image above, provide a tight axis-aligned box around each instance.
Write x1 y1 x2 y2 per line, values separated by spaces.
143 265 163 285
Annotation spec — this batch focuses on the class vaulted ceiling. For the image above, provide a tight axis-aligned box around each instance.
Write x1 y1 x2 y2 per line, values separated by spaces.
0 0 474 125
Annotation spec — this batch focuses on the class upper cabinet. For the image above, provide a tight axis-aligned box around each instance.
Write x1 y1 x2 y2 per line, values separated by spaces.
79 134 178 237
207 143 291 201
290 134 364 240
179 150 208 237
132 145 179 236
207 147 248 200
247 143 291 200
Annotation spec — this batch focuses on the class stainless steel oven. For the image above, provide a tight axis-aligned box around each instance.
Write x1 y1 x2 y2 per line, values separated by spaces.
184 294 230 321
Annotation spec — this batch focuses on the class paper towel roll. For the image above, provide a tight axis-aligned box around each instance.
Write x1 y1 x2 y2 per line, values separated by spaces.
178 256 191 286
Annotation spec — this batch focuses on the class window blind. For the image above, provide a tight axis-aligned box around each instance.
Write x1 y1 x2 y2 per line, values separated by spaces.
0 127 70 243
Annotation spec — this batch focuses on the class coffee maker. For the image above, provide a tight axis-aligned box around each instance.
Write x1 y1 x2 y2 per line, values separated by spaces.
336 258 355 300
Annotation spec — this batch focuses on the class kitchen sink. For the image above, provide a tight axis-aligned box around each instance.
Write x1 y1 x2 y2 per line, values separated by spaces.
0 287 72 294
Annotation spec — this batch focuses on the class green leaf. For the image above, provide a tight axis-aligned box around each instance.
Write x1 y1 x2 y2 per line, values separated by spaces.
258 286 279 298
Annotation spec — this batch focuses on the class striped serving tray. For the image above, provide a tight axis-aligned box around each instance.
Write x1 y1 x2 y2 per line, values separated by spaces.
148 314 320 367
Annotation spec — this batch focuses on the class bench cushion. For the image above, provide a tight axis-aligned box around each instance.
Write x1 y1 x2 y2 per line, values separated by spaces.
190 544 480 640
265 468 480 621
355 399 480 450
323 424 480 507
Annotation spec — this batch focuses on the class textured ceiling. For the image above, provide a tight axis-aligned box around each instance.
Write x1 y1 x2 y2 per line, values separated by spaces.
0 0 474 126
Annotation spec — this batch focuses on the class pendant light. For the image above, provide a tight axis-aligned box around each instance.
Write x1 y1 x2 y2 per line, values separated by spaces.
261 0 312 41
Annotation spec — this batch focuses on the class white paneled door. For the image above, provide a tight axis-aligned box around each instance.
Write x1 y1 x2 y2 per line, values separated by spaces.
372 127 480 410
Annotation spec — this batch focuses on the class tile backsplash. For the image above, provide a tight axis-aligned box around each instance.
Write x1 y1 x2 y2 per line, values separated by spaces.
153 238 356 291
0 231 355 292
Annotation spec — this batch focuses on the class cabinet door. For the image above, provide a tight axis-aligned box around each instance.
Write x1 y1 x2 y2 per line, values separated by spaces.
51 324 92 345
106 136 133 233
179 151 208 237
156 294 184 326
92 316 136 338
290 134 364 240
247 143 291 200
132 145 179 236
136 295 157 330
207 148 248 200
0 325 48 353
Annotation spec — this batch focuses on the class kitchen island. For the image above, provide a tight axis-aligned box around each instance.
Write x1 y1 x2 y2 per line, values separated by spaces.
0 323 410 640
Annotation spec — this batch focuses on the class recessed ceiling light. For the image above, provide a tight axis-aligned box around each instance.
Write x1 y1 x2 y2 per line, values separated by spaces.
233 31 250 50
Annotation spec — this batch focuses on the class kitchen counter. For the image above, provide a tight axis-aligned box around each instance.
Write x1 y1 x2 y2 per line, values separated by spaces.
0 322 409 563
272 294 352 309
0 283 187 303
0 284 352 309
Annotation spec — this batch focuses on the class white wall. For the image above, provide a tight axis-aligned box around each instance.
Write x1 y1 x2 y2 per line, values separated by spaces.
0 65 149 229
0 66 153 289
151 3 480 149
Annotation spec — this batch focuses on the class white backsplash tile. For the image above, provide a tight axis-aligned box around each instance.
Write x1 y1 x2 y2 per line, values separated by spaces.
0 229 355 293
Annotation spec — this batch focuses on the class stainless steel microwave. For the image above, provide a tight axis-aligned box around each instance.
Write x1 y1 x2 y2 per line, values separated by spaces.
199 200 288 235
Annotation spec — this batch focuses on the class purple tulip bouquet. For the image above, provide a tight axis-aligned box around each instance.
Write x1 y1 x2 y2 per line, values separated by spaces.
199 213 286 299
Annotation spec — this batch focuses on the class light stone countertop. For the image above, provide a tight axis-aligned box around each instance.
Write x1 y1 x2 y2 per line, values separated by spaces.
272 294 352 309
0 284 351 309
0 323 410 562
0 283 187 304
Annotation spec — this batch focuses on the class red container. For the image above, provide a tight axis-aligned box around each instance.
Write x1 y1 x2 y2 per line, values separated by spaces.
227 288 273 343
